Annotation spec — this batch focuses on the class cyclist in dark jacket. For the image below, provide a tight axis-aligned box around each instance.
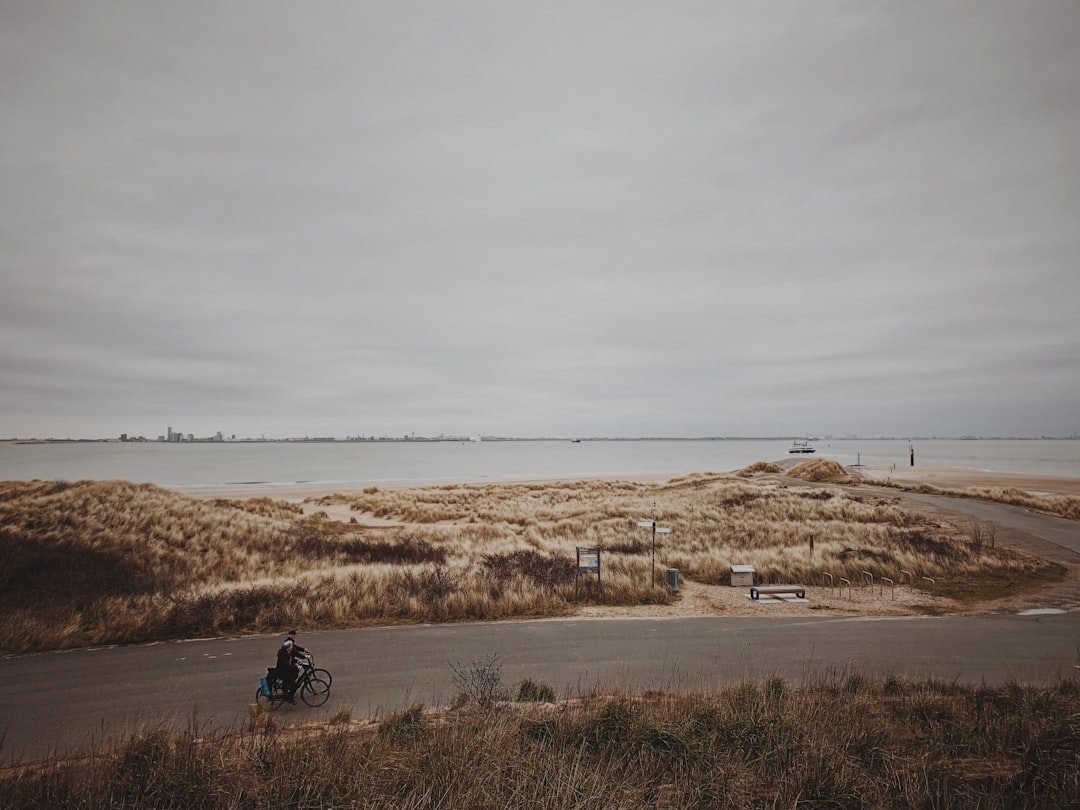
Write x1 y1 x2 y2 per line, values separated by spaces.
272 630 308 703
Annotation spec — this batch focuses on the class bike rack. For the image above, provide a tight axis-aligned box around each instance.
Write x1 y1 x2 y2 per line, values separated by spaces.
921 576 935 589
880 576 895 599
861 570 874 587
821 571 834 591
900 569 913 585
838 577 851 598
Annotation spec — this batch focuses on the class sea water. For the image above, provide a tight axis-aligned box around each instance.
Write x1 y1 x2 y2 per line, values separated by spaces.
1 438 1078 493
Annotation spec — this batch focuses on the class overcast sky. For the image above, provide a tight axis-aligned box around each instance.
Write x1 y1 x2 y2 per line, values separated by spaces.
2 2 1078 440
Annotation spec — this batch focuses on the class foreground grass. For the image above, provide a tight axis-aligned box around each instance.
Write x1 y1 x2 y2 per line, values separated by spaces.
0 471 1056 654
3 674 1078 808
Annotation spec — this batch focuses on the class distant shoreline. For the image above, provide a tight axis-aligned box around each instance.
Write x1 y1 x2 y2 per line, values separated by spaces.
4 435 1079 445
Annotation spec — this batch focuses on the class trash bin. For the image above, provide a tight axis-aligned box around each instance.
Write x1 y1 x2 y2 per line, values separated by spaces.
666 568 679 591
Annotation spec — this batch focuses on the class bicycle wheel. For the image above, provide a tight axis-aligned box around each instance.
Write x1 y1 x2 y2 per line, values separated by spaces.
255 688 279 710
311 668 332 687
301 676 331 707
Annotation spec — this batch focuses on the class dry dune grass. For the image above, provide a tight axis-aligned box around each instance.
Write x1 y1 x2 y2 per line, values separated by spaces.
893 481 1080 521
736 461 781 477
317 472 1043 586
5 675 1079 807
975 487 1080 520
315 471 1049 603
0 472 1056 654
849 466 1080 520
784 458 858 484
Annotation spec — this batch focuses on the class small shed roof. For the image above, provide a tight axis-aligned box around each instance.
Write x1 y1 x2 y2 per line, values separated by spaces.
730 564 756 573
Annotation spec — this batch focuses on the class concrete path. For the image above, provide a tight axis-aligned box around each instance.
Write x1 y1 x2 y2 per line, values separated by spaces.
901 492 1080 561
3 611 1078 764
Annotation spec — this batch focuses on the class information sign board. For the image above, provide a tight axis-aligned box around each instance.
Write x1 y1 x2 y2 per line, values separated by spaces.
577 547 599 574
576 546 601 593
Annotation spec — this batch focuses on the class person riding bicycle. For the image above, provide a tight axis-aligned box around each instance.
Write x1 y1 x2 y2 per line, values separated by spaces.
271 629 308 704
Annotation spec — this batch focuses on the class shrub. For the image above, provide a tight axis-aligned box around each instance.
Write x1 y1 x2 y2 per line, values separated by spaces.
378 703 426 744
481 549 575 589
517 678 557 703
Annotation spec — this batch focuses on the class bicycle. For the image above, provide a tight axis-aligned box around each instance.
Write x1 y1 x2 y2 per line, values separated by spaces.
257 653 333 708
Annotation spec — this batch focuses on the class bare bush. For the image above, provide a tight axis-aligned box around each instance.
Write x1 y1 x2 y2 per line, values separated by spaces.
968 520 997 550
450 653 509 709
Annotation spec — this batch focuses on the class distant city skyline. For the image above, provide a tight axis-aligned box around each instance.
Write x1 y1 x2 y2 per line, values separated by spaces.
5 427 1078 443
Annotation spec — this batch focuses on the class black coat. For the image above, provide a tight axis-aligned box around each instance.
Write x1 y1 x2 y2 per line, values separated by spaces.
276 641 307 670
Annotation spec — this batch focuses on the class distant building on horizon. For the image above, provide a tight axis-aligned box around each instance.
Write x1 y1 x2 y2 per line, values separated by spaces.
161 426 225 442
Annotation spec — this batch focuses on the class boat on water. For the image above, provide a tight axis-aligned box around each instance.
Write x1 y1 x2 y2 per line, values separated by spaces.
788 440 816 454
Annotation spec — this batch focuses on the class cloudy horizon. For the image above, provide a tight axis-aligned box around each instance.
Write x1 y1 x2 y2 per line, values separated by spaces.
3 2 1078 441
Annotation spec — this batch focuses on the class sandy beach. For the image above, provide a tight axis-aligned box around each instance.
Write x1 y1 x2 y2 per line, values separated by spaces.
190 465 1080 502
186 472 680 502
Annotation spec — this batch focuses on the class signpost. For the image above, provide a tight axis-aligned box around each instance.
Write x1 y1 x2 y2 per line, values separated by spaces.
576 546 601 595
637 503 671 586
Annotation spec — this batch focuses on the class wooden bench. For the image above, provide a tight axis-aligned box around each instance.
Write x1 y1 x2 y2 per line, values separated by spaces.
750 585 806 600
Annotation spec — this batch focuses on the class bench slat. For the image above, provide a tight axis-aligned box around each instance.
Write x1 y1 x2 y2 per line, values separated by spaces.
750 585 806 600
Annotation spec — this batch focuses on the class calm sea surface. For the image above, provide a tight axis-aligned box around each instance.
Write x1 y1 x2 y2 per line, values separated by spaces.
1 439 1078 493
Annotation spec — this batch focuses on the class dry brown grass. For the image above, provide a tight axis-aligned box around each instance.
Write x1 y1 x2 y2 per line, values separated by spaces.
4 674 1078 807
900 482 1080 521
0 472 1054 654
736 461 781 477
317 473 1044 588
785 458 858 484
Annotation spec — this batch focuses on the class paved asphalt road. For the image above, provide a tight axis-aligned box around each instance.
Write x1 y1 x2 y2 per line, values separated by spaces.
3 494 1078 764
903 493 1080 561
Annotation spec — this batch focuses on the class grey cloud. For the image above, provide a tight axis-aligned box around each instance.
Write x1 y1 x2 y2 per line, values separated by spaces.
2 1 1078 439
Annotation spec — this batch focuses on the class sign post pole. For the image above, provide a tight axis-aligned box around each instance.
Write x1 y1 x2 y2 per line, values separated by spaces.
637 503 671 586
